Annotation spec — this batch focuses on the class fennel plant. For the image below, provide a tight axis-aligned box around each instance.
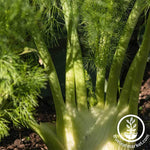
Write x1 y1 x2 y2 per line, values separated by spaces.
1 0 150 150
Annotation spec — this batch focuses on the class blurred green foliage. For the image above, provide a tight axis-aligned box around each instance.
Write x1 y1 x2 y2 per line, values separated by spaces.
0 0 47 140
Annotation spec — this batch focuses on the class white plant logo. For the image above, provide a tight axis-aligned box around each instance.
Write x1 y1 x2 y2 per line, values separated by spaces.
117 114 145 142
124 117 137 140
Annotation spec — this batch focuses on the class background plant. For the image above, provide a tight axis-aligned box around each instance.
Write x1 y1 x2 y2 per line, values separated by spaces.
0 0 47 141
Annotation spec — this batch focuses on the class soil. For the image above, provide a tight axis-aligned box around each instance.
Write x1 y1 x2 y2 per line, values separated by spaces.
0 63 150 150
137 62 150 150
0 100 56 150
139 62 150 116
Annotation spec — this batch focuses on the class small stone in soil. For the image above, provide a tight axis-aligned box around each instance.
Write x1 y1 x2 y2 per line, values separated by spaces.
18 144 25 149
7 145 15 149
30 133 37 138
14 139 21 146
44 146 48 150
35 143 39 147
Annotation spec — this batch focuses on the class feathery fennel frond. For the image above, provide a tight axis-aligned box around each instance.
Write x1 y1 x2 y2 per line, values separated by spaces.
0 48 47 139
31 0 65 47
0 0 39 52
81 0 135 69
0 118 9 141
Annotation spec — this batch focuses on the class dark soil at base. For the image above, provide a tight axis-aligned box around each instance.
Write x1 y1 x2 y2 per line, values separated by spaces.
0 100 56 150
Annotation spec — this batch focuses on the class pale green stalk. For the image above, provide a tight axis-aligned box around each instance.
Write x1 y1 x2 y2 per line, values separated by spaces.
94 31 107 107
32 31 65 141
105 0 147 107
60 0 87 110
95 0 129 107
118 8 150 109
72 29 87 110
95 68 105 107
94 1 113 107
29 122 65 150
65 41 76 108
55 0 76 109
128 12 150 114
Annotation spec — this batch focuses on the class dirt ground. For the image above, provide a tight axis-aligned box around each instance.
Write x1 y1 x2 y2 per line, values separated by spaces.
0 99 56 150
